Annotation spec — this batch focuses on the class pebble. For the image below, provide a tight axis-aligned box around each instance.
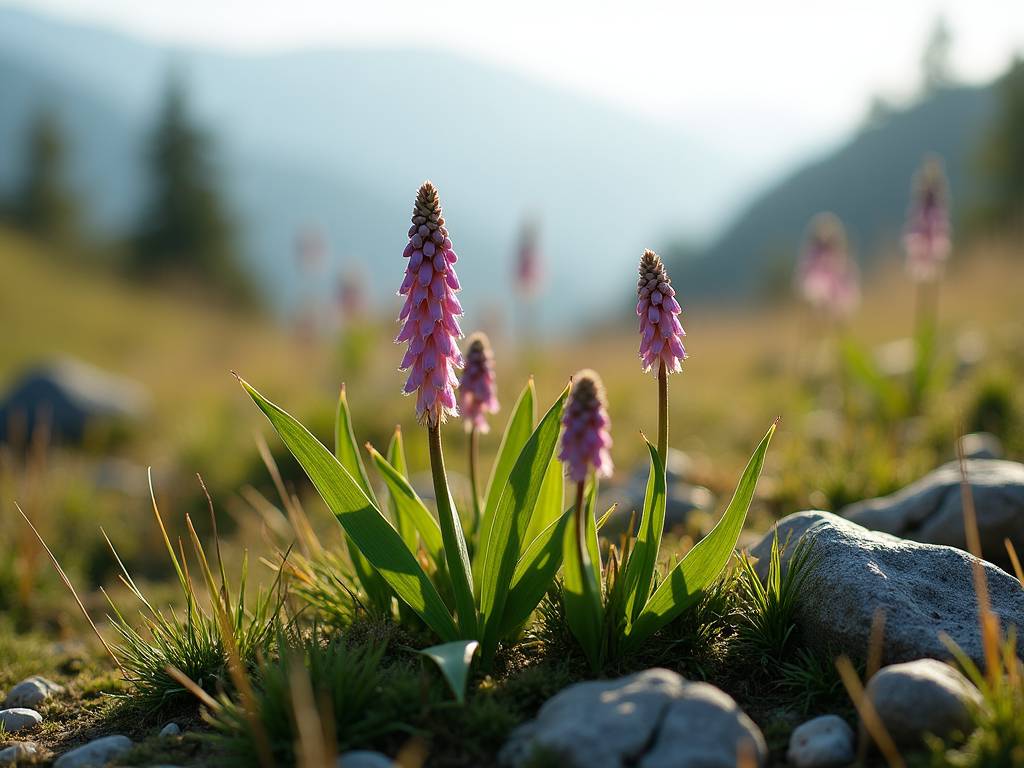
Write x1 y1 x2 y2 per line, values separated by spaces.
0 742 39 764
336 751 396 767
2 676 64 709
159 722 181 737
786 715 855 768
0 709 42 734
53 735 133 768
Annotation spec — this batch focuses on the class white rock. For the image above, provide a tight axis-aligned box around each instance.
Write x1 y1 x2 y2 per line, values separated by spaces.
336 751 396 768
750 511 1024 666
786 715 855 768
53 735 133 768
3 676 64 708
159 722 181 737
0 709 42 733
500 668 766 767
866 659 981 747
0 741 39 764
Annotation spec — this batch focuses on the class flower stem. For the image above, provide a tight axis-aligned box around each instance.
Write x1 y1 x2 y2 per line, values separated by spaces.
657 360 668 465
468 426 481 535
428 420 476 636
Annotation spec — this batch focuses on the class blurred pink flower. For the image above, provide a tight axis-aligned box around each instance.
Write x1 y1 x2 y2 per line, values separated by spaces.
559 371 614 484
796 213 860 318
904 157 951 282
516 220 543 297
636 250 687 374
458 332 499 433
396 182 464 427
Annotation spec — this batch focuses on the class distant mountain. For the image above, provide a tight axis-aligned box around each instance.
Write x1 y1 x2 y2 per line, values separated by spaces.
0 6 748 327
676 84 997 301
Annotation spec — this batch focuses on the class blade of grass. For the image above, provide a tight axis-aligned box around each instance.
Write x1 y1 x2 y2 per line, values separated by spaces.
618 439 666 623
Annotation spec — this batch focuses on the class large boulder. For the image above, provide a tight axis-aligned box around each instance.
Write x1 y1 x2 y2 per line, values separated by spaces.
750 512 1024 666
841 459 1024 568
865 659 981 748
499 668 766 768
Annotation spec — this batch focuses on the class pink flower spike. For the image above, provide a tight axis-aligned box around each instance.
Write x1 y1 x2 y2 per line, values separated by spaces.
559 370 614 484
904 156 952 283
457 332 500 434
795 213 860 319
396 181 464 427
636 250 687 375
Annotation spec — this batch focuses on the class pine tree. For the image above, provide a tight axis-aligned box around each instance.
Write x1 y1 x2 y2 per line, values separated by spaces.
980 58 1024 230
133 73 252 303
14 107 80 246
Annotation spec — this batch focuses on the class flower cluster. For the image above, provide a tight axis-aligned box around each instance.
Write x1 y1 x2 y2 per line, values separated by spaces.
559 371 614 483
636 250 687 374
458 332 499 433
396 182 464 426
904 157 951 282
796 213 860 318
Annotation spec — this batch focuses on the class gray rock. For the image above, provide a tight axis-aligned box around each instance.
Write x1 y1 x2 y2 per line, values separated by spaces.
866 659 981 747
750 512 1024 666
841 459 1024 568
335 751 396 768
0 742 39 764
158 722 181 737
959 432 1004 461
0 709 41 733
53 735 133 768
500 668 766 768
786 715 855 768
3 676 64 708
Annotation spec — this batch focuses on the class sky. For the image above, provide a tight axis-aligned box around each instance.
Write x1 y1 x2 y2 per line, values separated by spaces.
4 0 1023 177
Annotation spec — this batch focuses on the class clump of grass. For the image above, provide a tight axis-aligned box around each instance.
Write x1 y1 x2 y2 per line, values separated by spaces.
778 647 852 716
734 532 817 664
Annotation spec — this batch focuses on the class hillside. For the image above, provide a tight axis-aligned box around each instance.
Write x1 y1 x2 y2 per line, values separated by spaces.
676 83 997 301
0 6 747 328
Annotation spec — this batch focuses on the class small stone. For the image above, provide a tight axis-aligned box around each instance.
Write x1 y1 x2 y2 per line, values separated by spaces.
0 709 41 733
500 668 766 767
159 722 181 737
959 432 1004 460
53 735 133 768
3 676 64 708
0 741 39 764
786 715 855 768
866 659 981 747
335 751 396 768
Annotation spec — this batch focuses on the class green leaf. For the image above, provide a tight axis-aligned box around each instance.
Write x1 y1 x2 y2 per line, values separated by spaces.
334 386 392 613
498 508 573 637
562 481 604 671
625 422 776 652
385 427 418 553
474 380 536 588
240 377 457 641
367 445 444 570
839 337 905 421
478 385 568 664
617 440 666 623
524 456 564 546
417 640 480 704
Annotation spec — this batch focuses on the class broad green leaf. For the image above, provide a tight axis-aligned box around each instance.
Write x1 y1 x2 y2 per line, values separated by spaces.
385 427 418 553
625 422 776 652
525 456 564 546
617 440 666 623
498 508 573 637
478 385 568 663
334 387 392 613
474 380 536 588
367 445 444 570
839 337 904 421
562 481 604 671
417 640 479 704
240 378 457 641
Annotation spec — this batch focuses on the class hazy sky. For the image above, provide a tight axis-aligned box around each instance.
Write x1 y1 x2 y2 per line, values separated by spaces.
5 0 1023 174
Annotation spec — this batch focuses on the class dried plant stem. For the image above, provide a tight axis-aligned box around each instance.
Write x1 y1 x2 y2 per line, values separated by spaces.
836 655 905 768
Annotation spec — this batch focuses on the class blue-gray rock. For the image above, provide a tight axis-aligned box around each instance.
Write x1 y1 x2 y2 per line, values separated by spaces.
866 659 981 747
0 709 41 733
751 512 1024 666
3 676 63 708
500 668 766 767
53 735 133 768
786 715 855 768
841 459 1024 568
0 741 39 764
158 722 181 738
959 432 1004 460
335 751 396 768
